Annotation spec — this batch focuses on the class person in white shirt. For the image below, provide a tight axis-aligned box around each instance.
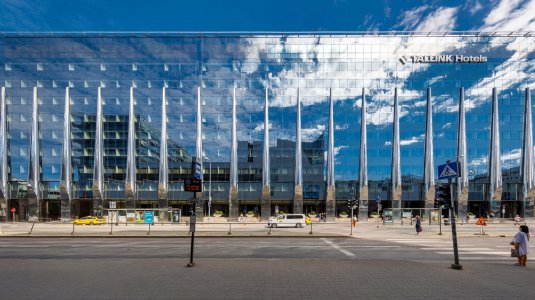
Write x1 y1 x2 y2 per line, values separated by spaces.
513 225 530 267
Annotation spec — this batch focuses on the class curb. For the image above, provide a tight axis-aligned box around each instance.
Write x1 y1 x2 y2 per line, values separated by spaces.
0 234 346 239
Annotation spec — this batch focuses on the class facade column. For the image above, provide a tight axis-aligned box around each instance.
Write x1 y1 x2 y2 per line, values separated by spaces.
358 88 369 221
28 87 41 221
195 87 204 216
158 87 169 221
125 87 137 211
391 88 402 220
423 87 435 211
488 88 502 216
261 87 271 220
229 87 239 218
92 87 104 216
60 87 73 220
0 87 8 221
293 88 303 214
521 88 534 220
326 88 336 219
456 87 469 222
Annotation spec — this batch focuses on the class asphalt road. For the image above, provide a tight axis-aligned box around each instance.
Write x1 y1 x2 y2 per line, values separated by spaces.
0 237 533 300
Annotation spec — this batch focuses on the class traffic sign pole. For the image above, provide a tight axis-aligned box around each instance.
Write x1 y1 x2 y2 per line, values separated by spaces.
449 177 462 270
350 206 353 236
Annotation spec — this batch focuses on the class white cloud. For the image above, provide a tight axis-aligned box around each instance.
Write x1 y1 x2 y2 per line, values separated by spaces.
481 0 532 31
302 124 326 142
334 145 349 157
467 0 484 15
398 5 430 30
502 148 521 162
470 156 488 166
400 134 425 146
254 122 272 132
414 7 459 32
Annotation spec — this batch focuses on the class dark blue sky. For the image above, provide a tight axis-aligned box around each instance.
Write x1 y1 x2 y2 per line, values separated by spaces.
1 0 531 32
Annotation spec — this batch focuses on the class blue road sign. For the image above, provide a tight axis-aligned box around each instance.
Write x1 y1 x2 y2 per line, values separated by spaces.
144 211 154 224
194 161 202 179
438 161 460 180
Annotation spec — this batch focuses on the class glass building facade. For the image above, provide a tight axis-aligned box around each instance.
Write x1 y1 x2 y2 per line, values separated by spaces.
0 32 534 222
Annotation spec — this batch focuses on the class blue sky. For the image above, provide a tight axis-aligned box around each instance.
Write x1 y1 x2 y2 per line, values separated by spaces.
0 0 533 32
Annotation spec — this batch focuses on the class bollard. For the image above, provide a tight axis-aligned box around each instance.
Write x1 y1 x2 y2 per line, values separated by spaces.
228 223 232 235
309 221 313 235
28 221 36 234
71 222 75 235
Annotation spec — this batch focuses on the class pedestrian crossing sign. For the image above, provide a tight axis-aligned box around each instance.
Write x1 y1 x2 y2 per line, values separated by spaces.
438 161 460 180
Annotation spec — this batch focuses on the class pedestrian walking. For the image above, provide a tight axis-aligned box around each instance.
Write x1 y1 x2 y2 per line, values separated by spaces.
514 215 521 226
512 225 530 267
238 213 244 223
415 215 422 235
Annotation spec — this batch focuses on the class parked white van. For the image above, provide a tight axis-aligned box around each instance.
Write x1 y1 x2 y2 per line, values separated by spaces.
268 214 306 228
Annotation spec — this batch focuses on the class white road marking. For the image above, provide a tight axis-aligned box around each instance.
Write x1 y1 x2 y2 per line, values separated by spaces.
387 239 449 241
419 247 493 251
341 246 400 248
460 257 513 261
388 240 452 244
321 238 355 257
435 251 510 255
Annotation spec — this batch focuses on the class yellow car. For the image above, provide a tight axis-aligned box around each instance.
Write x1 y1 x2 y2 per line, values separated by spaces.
73 216 106 225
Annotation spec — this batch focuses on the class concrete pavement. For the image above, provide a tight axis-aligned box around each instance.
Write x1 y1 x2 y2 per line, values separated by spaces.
0 237 534 300
0 219 531 239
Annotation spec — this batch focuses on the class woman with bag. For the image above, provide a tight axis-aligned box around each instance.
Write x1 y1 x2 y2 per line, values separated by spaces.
415 215 422 235
513 225 530 267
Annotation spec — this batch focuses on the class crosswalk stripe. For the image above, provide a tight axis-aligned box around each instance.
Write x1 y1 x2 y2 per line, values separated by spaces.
341 246 400 248
435 251 510 255
419 247 493 251
460 257 512 261
321 238 356 257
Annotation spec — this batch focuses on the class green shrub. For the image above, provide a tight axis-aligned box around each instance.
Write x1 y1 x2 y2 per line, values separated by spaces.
308 211 316 215
340 211 348 215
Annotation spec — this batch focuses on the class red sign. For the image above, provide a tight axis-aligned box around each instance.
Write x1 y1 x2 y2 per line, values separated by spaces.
10 207 16 213
184 178 202 192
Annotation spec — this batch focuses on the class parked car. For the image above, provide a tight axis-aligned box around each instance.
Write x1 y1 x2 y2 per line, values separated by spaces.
268 214 306 228
73 216 106 225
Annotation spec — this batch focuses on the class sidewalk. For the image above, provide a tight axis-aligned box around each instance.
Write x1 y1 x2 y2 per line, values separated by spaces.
0 219 530 238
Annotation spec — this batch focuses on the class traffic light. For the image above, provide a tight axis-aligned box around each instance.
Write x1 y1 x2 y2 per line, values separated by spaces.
347 199 359 210
436 184 451 208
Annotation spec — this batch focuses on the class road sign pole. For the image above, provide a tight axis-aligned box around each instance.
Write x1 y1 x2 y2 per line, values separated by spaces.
350 207 353 236
449 177 462 270
440 206 443 234
187 192 196 267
